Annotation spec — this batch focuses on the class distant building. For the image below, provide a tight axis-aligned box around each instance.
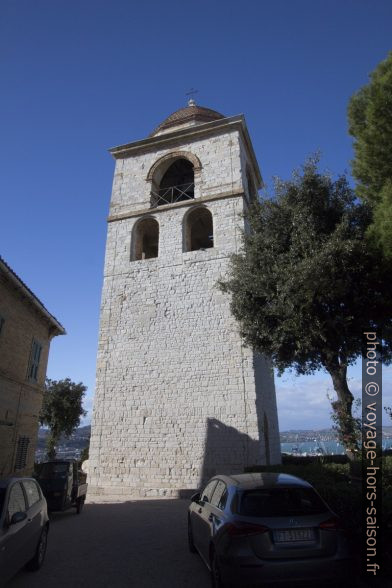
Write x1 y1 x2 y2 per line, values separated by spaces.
0 257 65 477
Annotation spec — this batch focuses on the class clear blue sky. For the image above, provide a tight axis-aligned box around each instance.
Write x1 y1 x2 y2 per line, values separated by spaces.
1 0 391 430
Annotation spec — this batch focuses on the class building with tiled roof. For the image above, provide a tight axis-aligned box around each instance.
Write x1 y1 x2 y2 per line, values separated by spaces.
0 256 65 477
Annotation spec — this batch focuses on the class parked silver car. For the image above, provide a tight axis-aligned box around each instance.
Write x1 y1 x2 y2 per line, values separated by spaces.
0 477 49 585
188 473 352 587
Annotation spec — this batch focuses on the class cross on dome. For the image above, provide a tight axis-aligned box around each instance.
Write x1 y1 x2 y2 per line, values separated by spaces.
186 88 198 106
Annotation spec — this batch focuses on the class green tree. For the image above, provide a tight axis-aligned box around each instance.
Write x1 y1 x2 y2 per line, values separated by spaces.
80 444 89 464
40 378 87 459
348 52 392 258
220 158 392 456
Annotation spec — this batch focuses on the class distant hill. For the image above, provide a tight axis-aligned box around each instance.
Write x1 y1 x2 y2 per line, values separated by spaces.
37 426 91 452
35 425 392 462
37 423 392 453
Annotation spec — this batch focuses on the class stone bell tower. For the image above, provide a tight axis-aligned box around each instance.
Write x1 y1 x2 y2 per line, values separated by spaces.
88 100 281 499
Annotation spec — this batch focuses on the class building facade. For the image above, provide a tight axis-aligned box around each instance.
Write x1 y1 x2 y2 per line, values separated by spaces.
89 102 281 499
0 257 65 477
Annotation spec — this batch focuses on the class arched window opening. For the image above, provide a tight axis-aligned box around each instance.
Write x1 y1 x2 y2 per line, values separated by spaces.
152 158 194 207
185 207 213 252
132 218 159 261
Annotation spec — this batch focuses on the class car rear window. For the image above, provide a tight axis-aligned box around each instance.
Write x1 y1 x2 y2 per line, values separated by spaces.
201 480 218 503
8 483 27 517
238 487 328 517
23 480 41 508
210 481 228 510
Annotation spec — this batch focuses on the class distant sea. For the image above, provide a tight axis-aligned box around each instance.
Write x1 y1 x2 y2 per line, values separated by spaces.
281 439 392 455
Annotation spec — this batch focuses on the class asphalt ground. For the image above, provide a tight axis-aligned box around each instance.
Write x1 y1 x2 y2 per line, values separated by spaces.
7 500 388 588
8 499 211 588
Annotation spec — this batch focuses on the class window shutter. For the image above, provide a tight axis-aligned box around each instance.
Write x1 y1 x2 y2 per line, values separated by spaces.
28 339 42 382
15 436 30 470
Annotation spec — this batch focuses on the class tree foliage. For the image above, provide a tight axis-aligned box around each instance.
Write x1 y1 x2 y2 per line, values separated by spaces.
40 378 87 459
348 52 392 258
220 158 392 455
80 444 89 463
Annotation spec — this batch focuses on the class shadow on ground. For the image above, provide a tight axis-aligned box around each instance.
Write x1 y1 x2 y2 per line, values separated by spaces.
8 500 210 588
8 499 388 588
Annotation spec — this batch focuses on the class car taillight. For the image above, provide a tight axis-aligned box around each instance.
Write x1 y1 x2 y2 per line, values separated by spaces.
319 516 342 530
226 522 270 536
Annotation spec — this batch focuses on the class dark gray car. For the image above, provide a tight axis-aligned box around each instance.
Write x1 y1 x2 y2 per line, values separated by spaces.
0 477 49 586
188 473 352 587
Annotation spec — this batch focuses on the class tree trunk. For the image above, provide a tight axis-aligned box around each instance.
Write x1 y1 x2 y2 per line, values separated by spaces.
46 433 57 460
325 361 359 459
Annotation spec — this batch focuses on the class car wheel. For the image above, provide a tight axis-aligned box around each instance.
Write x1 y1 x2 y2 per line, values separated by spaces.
26 525 48 571
210 550 225 588
76 497 84 514
188 516 197 553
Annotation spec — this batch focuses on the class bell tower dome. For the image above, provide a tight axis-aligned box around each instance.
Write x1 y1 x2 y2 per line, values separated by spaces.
150 99 225 136
89 101 281 499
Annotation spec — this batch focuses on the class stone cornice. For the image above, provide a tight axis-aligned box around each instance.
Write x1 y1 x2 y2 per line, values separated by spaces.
108 115 263 188
107 189 245 223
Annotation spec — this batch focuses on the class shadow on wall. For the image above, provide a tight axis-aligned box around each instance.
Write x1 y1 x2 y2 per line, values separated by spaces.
177 354 280 498
178 417 262 499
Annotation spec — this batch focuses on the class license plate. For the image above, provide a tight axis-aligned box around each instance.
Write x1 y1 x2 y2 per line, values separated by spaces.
273 528 314 542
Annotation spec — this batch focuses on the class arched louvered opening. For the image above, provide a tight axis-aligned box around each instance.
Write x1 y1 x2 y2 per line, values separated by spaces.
132 218 159 261
184 207 214 252
152 158 194 207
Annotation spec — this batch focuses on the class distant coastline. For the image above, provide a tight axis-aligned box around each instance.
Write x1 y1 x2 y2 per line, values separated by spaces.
36 425 392 461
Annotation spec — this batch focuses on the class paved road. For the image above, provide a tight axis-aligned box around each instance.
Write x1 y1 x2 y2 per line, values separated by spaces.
8 500 211 588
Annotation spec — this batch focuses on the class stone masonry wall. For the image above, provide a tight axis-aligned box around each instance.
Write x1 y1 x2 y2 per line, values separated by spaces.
108 128 243 218
89 123 281 499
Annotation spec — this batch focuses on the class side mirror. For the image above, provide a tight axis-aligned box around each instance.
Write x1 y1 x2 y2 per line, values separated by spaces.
10 511 27 525
190 492 200 503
